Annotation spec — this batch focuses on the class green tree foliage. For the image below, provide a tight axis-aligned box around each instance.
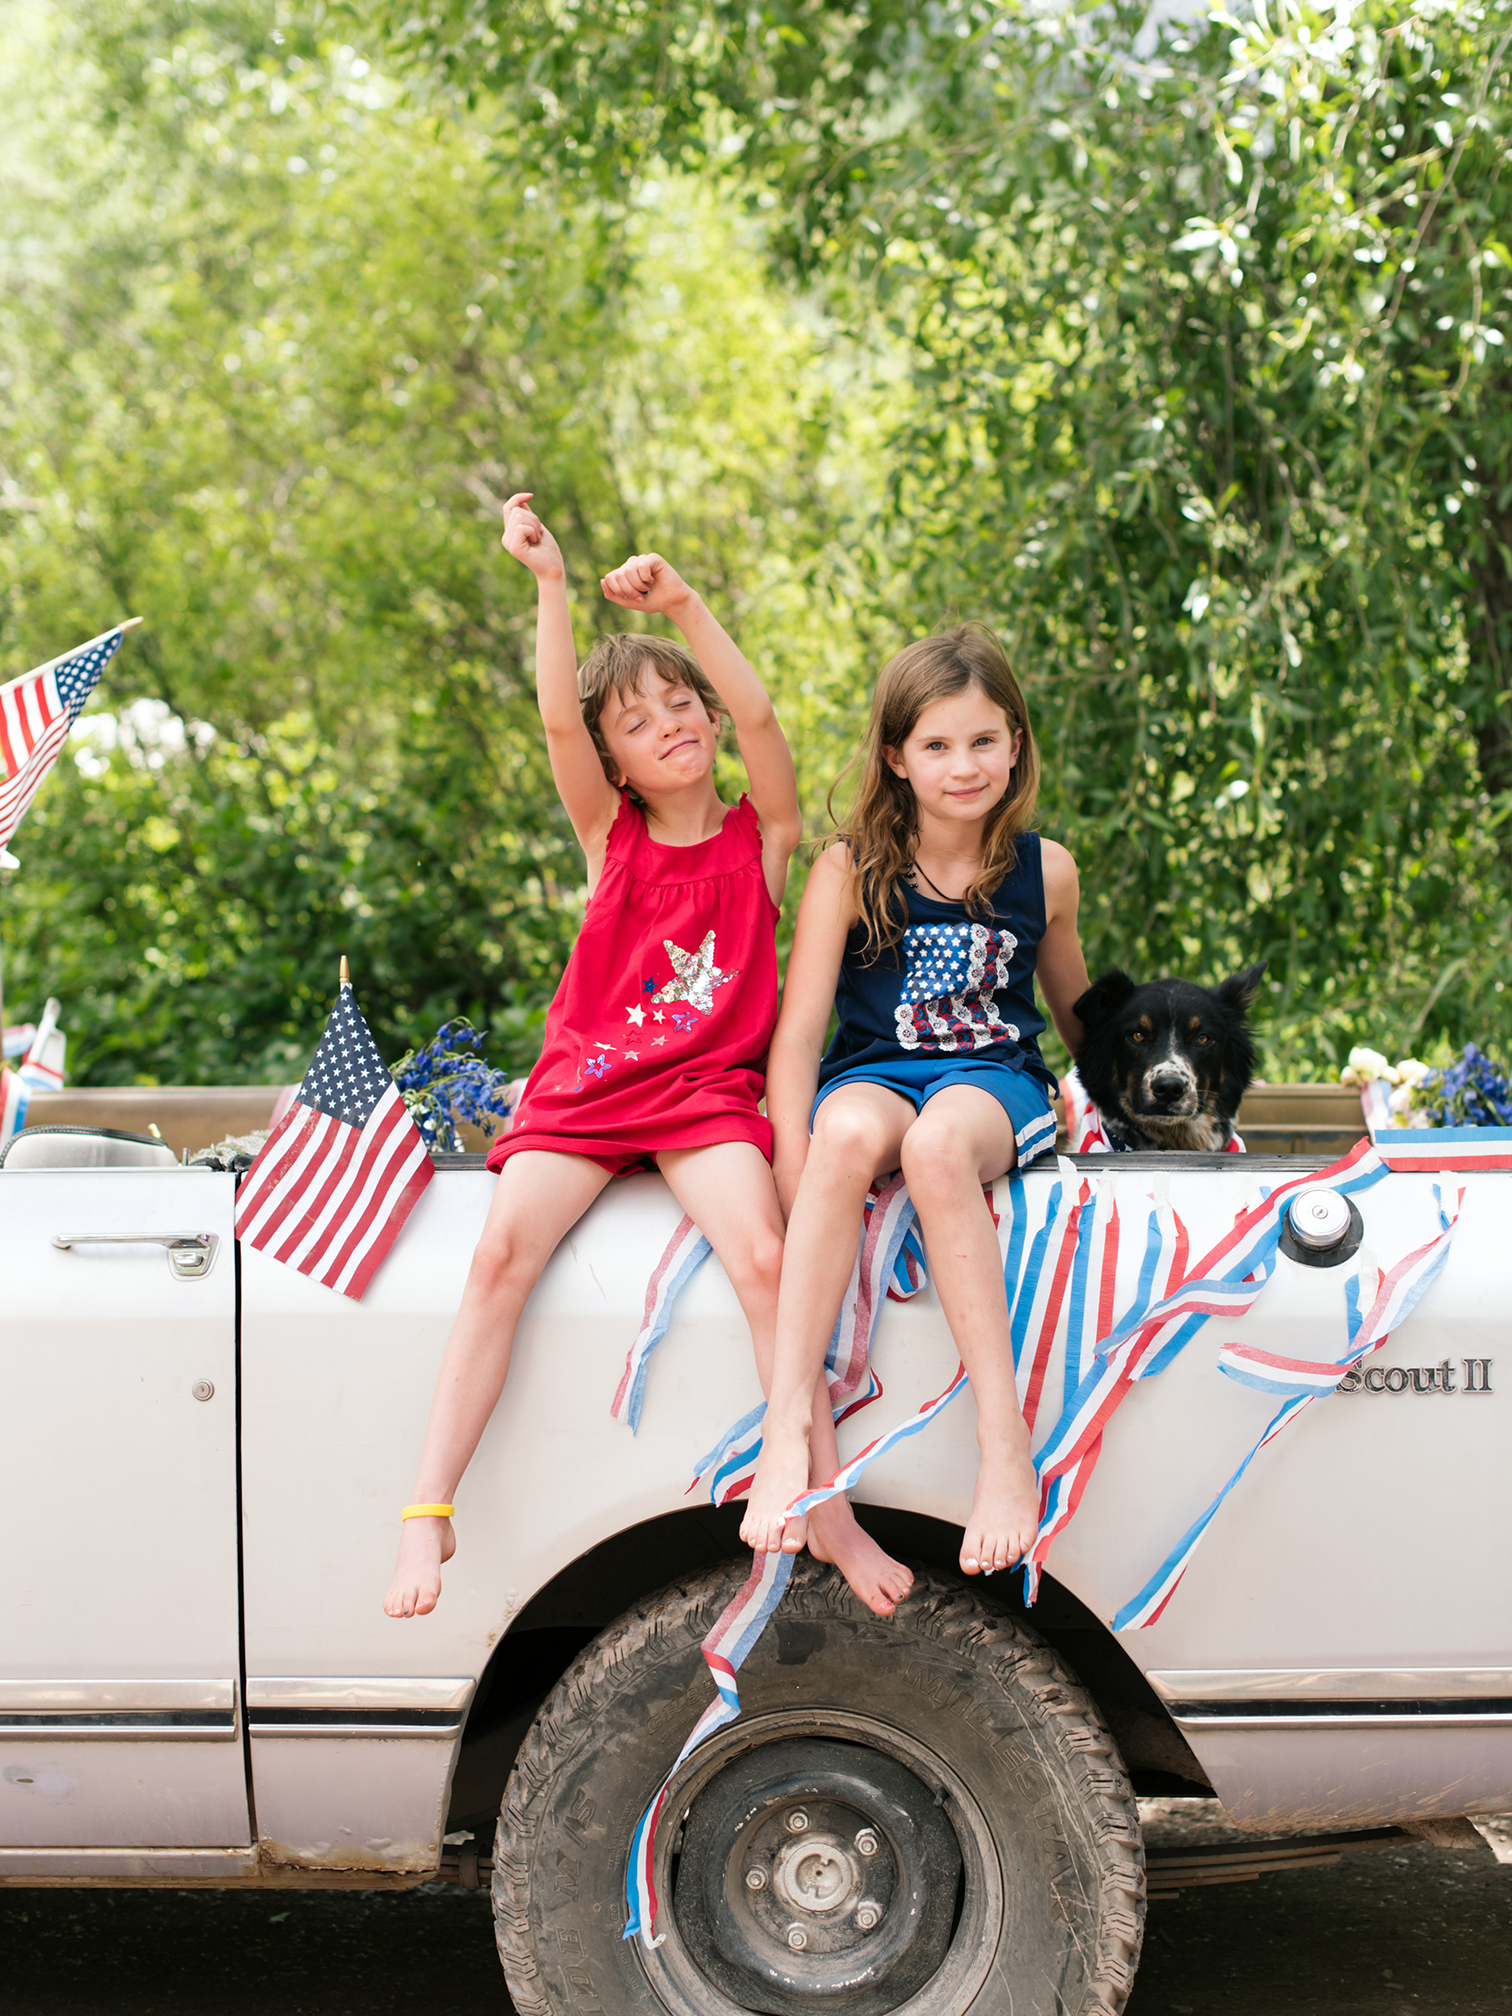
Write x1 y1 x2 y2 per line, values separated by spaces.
380 0 1512 1072
6 0 1511 1088
0 0 869 1081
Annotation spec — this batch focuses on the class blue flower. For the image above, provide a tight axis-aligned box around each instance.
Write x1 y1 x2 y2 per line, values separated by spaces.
391 1018 519 1152
1414 1044 1512 1130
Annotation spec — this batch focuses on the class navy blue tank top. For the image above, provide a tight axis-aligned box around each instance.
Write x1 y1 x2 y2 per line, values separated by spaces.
817 831 1055 1097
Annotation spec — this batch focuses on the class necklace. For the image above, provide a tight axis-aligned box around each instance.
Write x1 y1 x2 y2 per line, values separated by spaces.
910 860 963 903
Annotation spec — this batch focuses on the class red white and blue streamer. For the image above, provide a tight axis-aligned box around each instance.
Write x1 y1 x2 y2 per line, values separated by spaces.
1112 1180 1461 1629
1023 1138 1389 1606
624 1547 795 1946
611 1214 714 1432
688 1173 924 1508
784 1164 1082 1525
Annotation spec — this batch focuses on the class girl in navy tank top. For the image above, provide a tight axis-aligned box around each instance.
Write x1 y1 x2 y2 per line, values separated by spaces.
741 625 1092 1614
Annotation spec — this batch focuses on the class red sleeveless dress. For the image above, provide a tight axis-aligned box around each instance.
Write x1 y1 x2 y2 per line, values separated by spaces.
488 793 779 1177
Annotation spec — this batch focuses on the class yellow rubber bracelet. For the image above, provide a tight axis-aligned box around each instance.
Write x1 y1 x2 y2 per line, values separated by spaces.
401 1503 455 1520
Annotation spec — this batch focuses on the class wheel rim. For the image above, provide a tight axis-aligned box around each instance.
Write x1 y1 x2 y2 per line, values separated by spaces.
641 1710 1005 2016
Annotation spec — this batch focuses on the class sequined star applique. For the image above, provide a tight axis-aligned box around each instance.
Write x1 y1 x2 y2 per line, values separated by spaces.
651 930 738 1016
626 1003 646 1026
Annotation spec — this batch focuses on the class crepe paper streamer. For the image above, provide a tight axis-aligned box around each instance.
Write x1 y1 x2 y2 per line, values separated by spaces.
1358 1076 1393 1137
1113 1184 1462 1630
1372 1127 1512 1172
1023 1137 1389 1607
1016 1170 1084 1423
1358 1074 1512 1169
1025 1173 1191 1605
824 1174 920 1413
1061 1068 1115 1153
611 1214 714 1432
784 1361 973 1521
624 1546 795 1947
688 1174 926 1508
786 1166 1088 1525
1064 1180 1121 1409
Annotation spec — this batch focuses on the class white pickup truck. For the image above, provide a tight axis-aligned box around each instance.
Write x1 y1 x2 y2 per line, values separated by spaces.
2 1097 1507 2016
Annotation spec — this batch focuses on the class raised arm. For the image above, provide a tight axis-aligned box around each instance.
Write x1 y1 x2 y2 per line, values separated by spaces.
764 844 856 1216
502 494 620 864
601 552 802 897
1036 838 1091 1059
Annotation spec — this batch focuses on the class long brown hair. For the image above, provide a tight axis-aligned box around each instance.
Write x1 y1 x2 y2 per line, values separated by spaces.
832 623 1040 958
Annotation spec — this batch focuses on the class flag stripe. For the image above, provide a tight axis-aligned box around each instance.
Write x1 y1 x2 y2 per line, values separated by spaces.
317 1100 425 1284
234 987 433 1304
339 1151 435 1299
279 1102 402 1270
233 1104 324 1237
0 633 126 850
263 1118 356 1257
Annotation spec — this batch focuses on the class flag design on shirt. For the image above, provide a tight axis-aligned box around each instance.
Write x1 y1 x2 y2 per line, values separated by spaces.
234 980 432 1300
0 625 130 849
893 920 1018 1053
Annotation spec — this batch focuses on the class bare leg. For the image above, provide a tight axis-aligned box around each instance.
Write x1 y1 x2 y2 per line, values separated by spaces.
384 1150 612 1619
656 1140 820 1553
660 1138 914 1617
899 1085 1037 1576
740 1085 913 1557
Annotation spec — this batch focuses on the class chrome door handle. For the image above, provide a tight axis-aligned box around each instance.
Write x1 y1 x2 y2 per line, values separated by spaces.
52 1232 220 1281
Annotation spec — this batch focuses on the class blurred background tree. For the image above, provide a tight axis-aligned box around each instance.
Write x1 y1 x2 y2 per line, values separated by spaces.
0 0 876 1080
2 0 1510 1086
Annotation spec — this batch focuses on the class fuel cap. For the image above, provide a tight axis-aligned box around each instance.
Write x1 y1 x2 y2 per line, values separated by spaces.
1287 1188 1351 1251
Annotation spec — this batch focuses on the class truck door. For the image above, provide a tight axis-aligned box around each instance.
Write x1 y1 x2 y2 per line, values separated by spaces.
0 1166 250 1866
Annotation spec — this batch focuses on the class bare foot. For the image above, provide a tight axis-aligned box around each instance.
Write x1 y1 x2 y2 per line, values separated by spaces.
740 1420 811 1556
960 1446 1040 1577
808 1496 914 1617
384 1515 456 1618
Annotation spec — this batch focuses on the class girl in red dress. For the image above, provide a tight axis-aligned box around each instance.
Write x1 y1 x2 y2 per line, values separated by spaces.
385 495 913 1620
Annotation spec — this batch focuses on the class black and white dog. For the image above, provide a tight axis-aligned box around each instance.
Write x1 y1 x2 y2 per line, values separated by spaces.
1070 964 1267 1154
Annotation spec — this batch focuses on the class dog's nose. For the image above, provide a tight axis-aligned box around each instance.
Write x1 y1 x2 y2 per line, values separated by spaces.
1149 1069 1188 1104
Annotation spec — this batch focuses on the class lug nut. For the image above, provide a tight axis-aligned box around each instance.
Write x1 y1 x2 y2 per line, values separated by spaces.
786 1809 810 1833
745 1867 767 1891
854 1828 878 1857
787 1924 808 1950
855 1901 881 1932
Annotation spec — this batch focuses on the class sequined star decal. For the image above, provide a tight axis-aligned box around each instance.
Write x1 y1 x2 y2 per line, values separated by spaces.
651 931 737 1017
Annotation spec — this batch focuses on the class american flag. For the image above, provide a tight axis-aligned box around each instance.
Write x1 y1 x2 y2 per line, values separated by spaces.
235 980 433 1300
0 625 132 850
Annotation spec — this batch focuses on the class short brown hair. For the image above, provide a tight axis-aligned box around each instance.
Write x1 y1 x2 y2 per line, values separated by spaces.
577 634 723 787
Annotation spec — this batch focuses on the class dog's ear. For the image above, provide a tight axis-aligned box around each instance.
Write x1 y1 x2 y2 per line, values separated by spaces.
1074 968 1136 1027
1215 961 1267 1015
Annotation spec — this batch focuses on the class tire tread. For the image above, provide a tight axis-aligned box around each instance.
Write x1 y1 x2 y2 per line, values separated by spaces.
492 1563 1144 2015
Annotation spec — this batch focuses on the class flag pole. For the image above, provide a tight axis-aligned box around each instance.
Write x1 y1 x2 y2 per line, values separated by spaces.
15 614 144 686
0 614 142 1097
0 845 19 1070
340 955 350 987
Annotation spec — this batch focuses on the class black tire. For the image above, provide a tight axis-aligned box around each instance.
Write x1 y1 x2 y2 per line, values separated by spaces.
493 1559 1144 2015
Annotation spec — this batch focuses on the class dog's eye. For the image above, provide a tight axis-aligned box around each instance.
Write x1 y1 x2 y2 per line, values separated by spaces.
1194 1033 1211 1045
1128 1031 1146 1044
